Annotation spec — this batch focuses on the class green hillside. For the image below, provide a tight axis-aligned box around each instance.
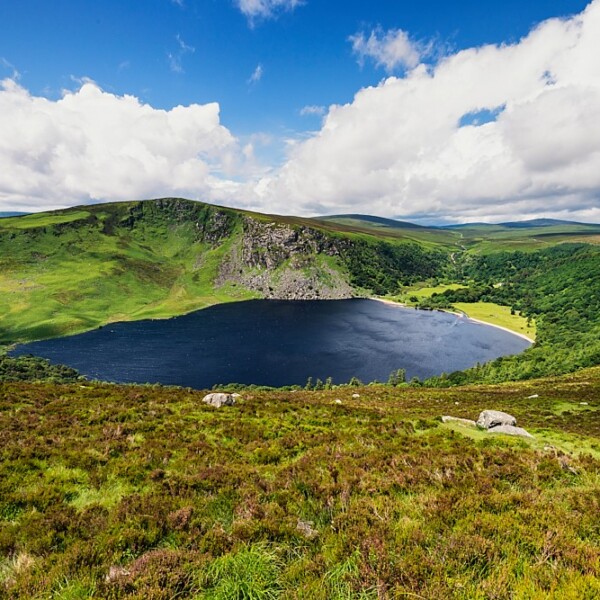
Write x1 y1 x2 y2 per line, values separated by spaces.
0 199 446 345
315 214 461 248
450 220 600 254
1 368 600 598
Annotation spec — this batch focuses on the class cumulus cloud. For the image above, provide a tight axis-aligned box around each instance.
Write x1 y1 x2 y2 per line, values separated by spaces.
349 27 423 72
256 0 600 223
236 0 303 24
0 79 253 212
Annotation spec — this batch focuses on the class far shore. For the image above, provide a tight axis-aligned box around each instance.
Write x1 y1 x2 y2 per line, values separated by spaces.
370 297 535 344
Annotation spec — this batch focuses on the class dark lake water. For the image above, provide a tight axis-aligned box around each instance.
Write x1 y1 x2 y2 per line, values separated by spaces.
12 299 531 388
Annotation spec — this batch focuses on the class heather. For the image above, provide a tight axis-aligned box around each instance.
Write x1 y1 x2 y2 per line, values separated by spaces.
1 368 599 598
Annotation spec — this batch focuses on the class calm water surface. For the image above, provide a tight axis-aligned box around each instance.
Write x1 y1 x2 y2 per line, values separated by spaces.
13 299 531 388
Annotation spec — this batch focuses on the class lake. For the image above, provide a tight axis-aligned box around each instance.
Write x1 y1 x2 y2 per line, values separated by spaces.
12 299 531 388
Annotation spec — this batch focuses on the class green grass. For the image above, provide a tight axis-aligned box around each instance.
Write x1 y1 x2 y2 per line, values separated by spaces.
1 367 600 598
402 282 467 299
453 302 536 340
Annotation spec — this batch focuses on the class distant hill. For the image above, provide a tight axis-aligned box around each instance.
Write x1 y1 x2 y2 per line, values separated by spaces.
499 218 599 228
445 218 600 230
0 211 29 218
317 213 427 229
312 214 460 248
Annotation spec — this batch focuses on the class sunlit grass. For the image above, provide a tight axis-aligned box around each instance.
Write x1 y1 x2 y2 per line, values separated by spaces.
453 302 536 339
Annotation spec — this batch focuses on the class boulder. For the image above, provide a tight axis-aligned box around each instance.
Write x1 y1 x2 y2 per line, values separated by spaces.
441 416 477 427
488 424 534 439
477 410 517 430
202 393 236 408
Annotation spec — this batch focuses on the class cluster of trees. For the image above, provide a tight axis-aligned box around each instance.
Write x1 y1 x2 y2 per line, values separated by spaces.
340 240 447 295
423 243 600 384
0 354 81 383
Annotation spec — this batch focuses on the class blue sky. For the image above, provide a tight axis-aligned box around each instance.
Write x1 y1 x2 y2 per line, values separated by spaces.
1 0 599 222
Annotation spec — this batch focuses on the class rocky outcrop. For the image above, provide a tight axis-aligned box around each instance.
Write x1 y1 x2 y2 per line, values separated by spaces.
240 218 339 270
216 217 355 300
476 410 533 438
442 410 533 438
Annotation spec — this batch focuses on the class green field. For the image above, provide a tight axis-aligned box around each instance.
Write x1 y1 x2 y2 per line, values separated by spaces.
402 283 466 299
454 302 536 340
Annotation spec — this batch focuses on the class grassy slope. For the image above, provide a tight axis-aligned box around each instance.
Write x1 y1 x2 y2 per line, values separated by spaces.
0 199 450 346
458 222 600 254
1 368 599 598
0 202 259 344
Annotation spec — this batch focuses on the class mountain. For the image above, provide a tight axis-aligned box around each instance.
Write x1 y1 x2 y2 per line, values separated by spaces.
499 218 598 228
315 213 460 248
0 198 446 344
317 213 428 229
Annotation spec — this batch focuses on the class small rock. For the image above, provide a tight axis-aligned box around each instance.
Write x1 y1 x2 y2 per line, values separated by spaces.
488 424 534 438
105 565 130 583
441 416 477 426
527 394 539 399
296 519 318 539
558 455 578 475
580 402 589 406
454 402 460 405
335 399 342 404
352 393 360 399
202 393 236 408
477 410 517 430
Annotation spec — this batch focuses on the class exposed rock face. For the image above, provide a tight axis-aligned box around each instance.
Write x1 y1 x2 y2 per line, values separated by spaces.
202 393 236 408
240 218 339 269
488 424 534 438
476 410 517 430
216 217 355 300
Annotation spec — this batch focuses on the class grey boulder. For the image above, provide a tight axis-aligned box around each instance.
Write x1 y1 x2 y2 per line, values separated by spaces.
488 424 534 439
202 393 236 408
477 410 517 430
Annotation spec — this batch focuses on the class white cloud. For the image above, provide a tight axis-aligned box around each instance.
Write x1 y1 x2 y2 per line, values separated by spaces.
300 105 326 117
236 0 303 24
255 1 600 223
248 64 264 85
0 79 254 212
349 27 424 72
168 34 195 74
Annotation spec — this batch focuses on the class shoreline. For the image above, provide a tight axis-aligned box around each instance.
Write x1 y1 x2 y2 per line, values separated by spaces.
370 297 535 344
